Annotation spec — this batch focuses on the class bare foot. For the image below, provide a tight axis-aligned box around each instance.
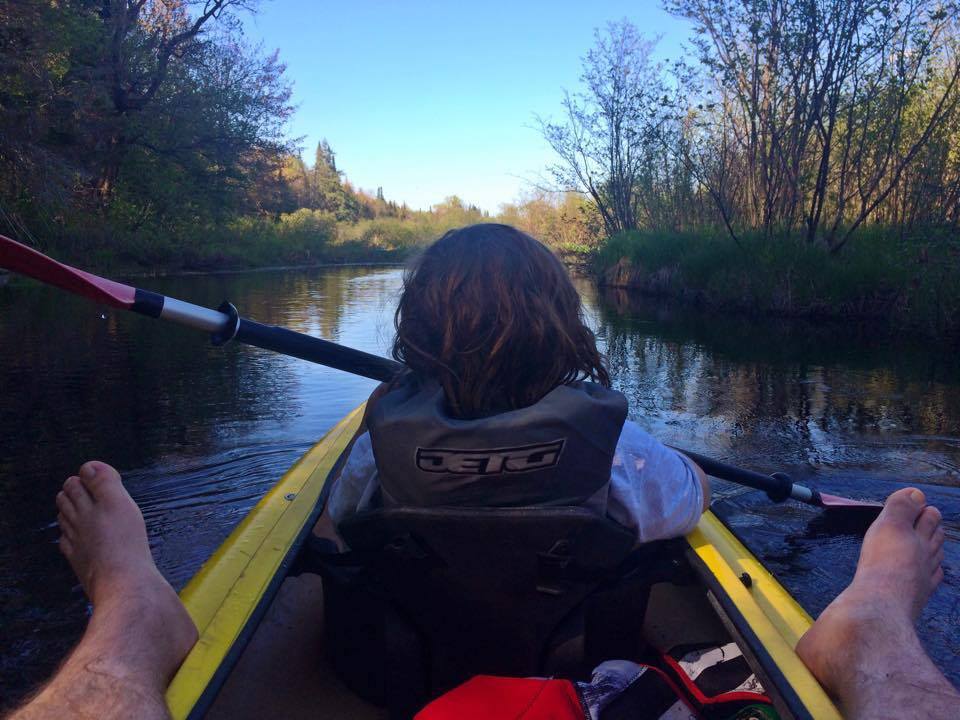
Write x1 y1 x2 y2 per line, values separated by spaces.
796 487 947 714
56 461 198 683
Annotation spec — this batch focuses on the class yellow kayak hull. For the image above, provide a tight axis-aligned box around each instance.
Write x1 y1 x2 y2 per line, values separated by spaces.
165 406 840 719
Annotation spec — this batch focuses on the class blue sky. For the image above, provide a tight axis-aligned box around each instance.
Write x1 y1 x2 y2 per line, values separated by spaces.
243 1 693 213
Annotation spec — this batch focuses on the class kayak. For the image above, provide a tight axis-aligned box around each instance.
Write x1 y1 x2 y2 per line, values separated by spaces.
163 406 842 720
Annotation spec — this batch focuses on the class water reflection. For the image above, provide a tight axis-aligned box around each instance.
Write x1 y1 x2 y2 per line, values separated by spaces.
591 284 960 485
0 267 395 706
0 267 957 708
587 283 960 681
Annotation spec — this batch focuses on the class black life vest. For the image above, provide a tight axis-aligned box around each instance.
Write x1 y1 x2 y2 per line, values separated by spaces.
366 376 628 509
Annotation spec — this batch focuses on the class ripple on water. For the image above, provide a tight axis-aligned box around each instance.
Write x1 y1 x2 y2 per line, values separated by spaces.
126 441 313 589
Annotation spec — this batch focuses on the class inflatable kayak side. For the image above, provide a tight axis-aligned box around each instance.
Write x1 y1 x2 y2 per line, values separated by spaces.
165 405 364 720
688 516 842 719
165 403 841 720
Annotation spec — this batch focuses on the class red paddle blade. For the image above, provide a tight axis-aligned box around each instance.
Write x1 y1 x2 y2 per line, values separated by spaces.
819 492 884 510
0 234 135 309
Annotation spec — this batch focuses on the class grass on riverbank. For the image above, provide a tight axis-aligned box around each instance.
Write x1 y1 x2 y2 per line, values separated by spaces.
28 196 501 274
43 210 473 273
594 227 960 334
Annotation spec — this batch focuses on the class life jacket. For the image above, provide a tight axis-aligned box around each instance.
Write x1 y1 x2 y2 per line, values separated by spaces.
366 375 628 509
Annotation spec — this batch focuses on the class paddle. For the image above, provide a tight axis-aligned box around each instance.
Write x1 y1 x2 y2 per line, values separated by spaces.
0 233 881 512
0 234 397 382
671 448 881 511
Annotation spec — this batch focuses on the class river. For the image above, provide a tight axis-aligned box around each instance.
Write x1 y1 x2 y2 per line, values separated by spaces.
1 266 958 709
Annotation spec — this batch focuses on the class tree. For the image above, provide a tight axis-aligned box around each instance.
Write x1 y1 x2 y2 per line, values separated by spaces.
122 33 295 223
0 0 299 252
666 0 960 250
90 0 267 202
0 0 102 239
539 21 669 235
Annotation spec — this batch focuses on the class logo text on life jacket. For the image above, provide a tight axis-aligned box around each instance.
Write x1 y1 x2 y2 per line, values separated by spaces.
415 439 565 475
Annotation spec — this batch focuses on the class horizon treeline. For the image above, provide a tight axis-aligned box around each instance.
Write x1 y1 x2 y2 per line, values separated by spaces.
1 0 296 261
0 0 583 268
543 1 960 252
5 1 957 274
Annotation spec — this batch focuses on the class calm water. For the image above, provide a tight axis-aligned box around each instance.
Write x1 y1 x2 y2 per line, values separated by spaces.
1 267 958 708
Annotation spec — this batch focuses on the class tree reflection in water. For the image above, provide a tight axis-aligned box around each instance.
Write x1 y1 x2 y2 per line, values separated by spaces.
585 280 960 684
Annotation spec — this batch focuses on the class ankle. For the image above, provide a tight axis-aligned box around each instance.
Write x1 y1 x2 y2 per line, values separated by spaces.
820 608 924 711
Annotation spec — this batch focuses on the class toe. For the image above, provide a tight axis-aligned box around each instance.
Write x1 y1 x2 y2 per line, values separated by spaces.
62 476 93 512
57 512 75 538
932 565 944 587
79 461 122 499
879 487 925 527
59 535 73 557
931 546 944 569
55 490 77 520
931 527 945 553
915 505 942 539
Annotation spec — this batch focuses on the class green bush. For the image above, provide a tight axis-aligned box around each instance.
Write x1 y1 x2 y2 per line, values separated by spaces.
595 226 960 332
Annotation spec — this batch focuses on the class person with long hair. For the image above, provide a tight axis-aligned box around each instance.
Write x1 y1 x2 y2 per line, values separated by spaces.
323 223 709 543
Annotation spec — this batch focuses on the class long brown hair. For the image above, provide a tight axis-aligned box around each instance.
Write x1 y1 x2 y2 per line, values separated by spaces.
392 223 610 418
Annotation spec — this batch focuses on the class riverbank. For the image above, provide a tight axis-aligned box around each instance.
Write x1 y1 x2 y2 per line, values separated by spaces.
20 201 595 275
591 228 960 340
34 210 440 274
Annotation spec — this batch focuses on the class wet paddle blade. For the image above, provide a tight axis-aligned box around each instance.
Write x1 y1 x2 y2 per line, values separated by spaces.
818 492 884 512
0 234 136 309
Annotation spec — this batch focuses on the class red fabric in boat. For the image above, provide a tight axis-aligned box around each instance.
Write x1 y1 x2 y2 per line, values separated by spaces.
414 676 585 720
659 653 772 709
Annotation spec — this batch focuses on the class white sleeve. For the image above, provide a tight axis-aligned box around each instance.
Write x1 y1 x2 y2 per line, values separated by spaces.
606 421 705 546
326 432 380 526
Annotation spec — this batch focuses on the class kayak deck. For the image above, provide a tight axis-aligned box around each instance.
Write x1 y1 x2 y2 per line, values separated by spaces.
205 573 385 720
165 406 365 719
165 406 841 720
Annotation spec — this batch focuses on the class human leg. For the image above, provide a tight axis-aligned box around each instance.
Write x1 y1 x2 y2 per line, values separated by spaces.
7 462 197 720
796 487 956 719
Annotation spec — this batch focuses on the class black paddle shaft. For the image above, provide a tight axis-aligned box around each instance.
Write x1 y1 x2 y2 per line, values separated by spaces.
671 447 801 503
234 318 404 383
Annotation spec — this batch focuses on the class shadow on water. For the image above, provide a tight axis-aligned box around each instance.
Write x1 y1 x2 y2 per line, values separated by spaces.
0 268 958 708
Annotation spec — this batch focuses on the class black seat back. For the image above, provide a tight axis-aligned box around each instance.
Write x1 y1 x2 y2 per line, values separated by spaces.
322 506 639 716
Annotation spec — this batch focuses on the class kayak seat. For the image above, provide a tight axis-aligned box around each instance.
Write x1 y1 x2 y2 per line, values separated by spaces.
311 506 685 719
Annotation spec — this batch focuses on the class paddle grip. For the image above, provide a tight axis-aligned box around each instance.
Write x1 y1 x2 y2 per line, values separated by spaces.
766 472 794 503
233 318 404 382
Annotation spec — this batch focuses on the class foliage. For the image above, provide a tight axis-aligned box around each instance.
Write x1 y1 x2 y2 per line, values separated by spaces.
541 7 960 253
538 21 673 235
5 0 959 295
0 1 485 270
499 192 603 250
0 0 301 258
665 0 960 250
596 226 960 333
